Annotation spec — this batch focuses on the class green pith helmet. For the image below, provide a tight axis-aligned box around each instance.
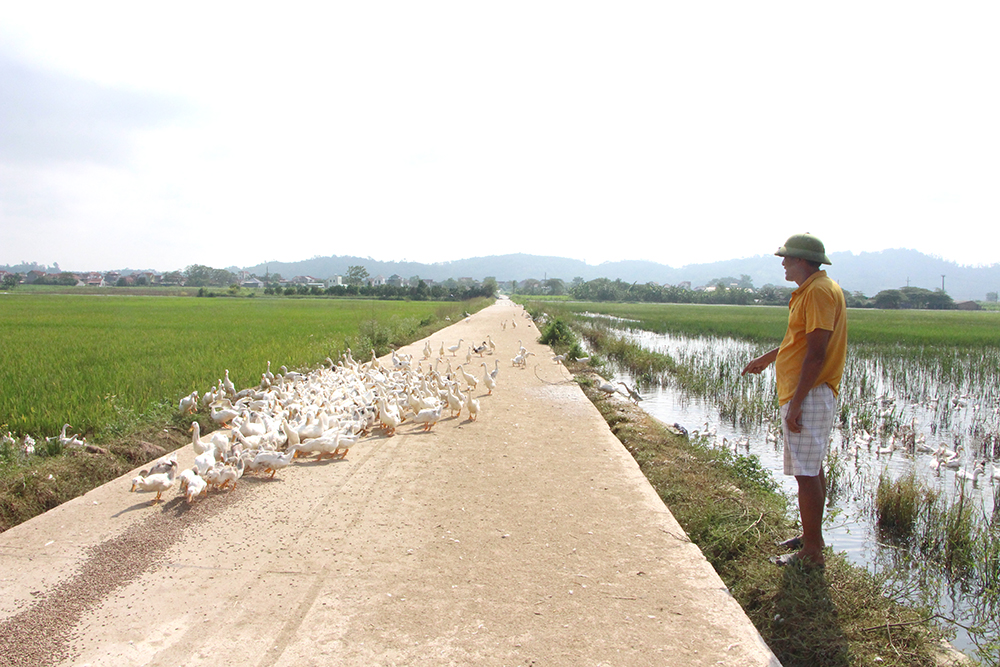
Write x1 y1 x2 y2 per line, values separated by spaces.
775 233 831 265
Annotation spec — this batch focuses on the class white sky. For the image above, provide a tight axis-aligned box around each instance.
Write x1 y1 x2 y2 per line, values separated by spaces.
1 2 997 272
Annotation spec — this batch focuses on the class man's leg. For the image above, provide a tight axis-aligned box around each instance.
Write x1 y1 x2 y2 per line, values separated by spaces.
795 470 826 565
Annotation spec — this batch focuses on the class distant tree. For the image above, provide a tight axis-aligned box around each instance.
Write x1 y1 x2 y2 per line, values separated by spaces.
709 276 737 288
737 274 755 290
873 289 906 309
987 291 998 303
346 265 369 286
133 274 149 287
56 272 78 286
923 289 954 310
543 278 565 295
481 277 498 297
162 270 184 285
755 283 781 305
845 291 870 308
2 273 21 289
520 279 542 295
210 268 236 286
184 264 213 287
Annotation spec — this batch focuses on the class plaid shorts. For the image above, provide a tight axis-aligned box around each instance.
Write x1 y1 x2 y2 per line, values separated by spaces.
781 384 835 477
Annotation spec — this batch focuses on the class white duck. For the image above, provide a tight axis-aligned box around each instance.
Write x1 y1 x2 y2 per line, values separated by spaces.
194 444 218 475
876 439 896 456
446 386 464 417
448 339 464 356
179 468 208 502
252 445 300 477
465 393 480 421
130 461 178 503
597 380 618 396
239 413 267 438
377 397 403 436
146 453 178 476
956 462 984 486
481 362 497 395
943 447 964 470
412 405 443 431
179 390 199 414
215 458 245 490
308 432 347 460
210 399 239 426
190 421 211 455
458 365 478 391
49 423 84 449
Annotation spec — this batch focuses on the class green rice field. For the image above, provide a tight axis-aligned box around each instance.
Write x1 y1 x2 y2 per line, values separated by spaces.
0 294 485 440
528 301 1000 348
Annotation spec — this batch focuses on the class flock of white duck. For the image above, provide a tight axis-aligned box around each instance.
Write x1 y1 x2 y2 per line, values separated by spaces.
849 418 999 487
131 312 539 505
681 412 1000 489
1 423 87 459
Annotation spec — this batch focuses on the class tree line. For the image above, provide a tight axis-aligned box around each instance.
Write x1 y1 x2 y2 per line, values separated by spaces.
5 264 969 309
258 278 497 301
522 276 960 309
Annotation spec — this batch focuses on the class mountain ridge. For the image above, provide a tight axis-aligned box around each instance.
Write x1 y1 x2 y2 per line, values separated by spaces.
242 249 997 301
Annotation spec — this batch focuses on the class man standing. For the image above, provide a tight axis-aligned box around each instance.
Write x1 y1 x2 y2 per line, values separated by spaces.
742 233 847 568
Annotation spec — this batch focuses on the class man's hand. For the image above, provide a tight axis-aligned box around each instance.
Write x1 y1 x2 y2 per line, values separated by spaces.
785 401 803 433
742 348 778 376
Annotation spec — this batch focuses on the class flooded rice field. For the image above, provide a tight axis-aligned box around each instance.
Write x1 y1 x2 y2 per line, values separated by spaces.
589 319 1000 659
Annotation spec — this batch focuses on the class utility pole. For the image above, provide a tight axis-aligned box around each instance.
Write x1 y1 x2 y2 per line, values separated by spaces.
941 275 946 293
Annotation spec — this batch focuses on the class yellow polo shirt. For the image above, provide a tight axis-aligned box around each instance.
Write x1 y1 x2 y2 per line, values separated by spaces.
775 270 848 406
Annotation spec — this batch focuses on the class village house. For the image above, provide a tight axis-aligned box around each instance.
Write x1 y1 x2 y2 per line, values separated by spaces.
81 272 106 287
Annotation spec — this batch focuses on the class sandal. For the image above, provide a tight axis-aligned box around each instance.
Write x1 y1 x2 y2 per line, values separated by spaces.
770 552 825 569
775 536 803 551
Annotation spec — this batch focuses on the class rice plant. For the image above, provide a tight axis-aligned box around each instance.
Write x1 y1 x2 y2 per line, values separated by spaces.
875 471 931 539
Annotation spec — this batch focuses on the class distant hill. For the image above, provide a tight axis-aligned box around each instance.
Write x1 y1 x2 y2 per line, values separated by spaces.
243 250 999 302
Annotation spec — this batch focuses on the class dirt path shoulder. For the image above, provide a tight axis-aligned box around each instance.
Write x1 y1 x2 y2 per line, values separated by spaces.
0 299 779 667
